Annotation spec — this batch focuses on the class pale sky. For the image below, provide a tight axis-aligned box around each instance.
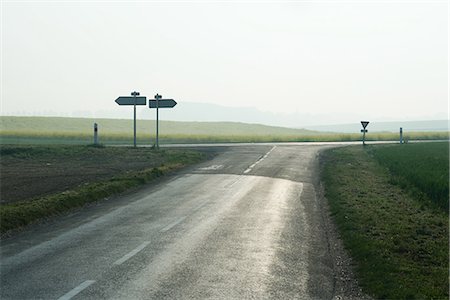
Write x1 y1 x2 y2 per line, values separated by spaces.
1 1 448 125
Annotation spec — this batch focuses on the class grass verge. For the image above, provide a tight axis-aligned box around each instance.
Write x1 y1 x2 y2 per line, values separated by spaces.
321 145 448 299
0 147 208 234
369 142 449 211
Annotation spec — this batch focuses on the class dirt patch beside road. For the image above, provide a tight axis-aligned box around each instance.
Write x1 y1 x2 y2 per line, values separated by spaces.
0 145 209 203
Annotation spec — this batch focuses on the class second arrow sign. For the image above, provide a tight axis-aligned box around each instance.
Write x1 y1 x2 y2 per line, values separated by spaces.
149 99 177 108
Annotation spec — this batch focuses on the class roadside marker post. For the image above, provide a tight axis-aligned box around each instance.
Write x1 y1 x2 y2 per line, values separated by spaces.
360 121 369 146
149 94 177 149
400 127 403 144
115 92 147 147
94 123 98 145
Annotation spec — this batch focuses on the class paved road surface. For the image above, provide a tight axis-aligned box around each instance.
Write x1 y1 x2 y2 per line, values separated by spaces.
1 144 355 299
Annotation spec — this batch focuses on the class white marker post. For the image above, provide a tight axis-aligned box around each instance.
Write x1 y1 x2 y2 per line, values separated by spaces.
400 127 403 144
94 123 98 145
361 121 369 146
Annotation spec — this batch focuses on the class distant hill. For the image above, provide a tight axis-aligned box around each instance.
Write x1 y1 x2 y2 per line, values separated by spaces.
305 120 449 133
138 101 364 128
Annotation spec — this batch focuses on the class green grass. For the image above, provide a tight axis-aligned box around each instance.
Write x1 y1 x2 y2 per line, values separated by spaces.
321 144 448 299
0 145 208 234
369 142 449 211
1 116 448 144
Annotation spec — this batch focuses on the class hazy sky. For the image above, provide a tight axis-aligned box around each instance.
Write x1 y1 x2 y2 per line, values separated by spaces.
1 1 448 124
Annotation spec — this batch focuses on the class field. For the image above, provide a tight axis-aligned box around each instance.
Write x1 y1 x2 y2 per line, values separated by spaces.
0 145 209 234
1 116 448 144
321 142 448 299
370 143 449 211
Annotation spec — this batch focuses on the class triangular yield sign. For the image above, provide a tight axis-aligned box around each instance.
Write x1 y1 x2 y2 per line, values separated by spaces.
361 121 369 129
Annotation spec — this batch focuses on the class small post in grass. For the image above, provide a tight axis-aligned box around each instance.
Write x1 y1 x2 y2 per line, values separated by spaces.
400 127 403 144
94 123 98 145
361 121 369 146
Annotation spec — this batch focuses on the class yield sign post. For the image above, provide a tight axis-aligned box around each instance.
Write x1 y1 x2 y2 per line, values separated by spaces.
360 121 369 146
150 94 177 149
115 92 147 147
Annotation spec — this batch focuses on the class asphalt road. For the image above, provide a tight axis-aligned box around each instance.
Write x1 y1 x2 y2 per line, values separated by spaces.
1 144 359 299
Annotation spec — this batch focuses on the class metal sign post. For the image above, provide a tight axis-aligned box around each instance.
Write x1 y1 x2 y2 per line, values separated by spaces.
131 91 140 147
155 94 161 149
115 93 147 147
361 121 369 146
149 94 177 149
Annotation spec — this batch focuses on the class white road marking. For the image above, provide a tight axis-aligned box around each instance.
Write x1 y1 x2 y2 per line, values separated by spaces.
160 200 209 233
160 217 187 233
198 164 224 171
244 146 276 174
113 241 151 266
224 176 243 188
57 280 95 300
192 201 207 212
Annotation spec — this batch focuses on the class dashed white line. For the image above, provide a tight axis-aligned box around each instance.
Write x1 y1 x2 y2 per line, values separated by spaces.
224 176 243 188
160 200 209 233
113 241 151 266
160 217 187 233
198 164 224 171
57 280 95 300
244 163 258 174
244 146 276 174
192 200 209 213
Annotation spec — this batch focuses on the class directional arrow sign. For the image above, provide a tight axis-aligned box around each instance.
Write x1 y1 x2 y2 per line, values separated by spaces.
361 121 369 129
149 99 177 108
115 96 147 105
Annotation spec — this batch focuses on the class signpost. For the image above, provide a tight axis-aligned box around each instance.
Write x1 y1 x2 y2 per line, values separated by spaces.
150 94 177 149
361 121 369 145
115 92 147 147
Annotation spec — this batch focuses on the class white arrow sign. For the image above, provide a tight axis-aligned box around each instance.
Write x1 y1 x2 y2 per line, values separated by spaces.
149 99 177 108
115 96 147 105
